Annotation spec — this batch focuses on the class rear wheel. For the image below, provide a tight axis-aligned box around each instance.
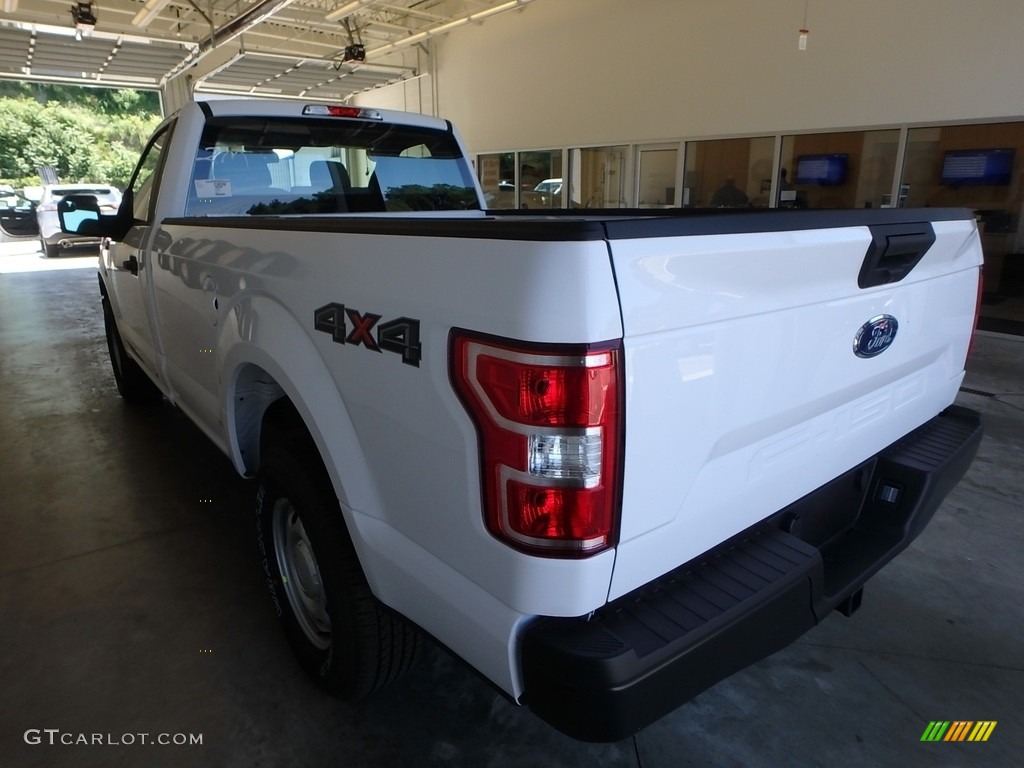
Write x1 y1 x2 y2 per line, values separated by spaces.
256 414 420 699
101 295 161 403
41 239 58 258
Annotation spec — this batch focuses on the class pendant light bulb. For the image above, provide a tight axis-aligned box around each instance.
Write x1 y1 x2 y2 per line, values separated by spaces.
799 0 810 50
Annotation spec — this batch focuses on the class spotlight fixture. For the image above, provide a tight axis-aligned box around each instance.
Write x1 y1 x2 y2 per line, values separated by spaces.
342 43 365 63
71 2 96 40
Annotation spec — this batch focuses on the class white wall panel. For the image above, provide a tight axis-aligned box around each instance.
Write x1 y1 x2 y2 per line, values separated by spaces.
361 0 1024 154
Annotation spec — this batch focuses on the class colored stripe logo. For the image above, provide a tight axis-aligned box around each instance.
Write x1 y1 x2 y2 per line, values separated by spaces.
921 721 997 742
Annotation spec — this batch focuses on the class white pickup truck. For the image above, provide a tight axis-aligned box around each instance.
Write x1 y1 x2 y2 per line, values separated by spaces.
59 100 983 741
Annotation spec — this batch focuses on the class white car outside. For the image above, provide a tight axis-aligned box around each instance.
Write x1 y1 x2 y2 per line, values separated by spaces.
37 183 121 257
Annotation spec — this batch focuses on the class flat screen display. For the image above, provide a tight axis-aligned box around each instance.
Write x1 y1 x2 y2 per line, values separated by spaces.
941 148 1014 186
794 154 849 186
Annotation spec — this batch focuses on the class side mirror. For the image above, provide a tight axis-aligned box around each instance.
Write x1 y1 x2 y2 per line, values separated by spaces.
58 194 100 234
58 194 120 238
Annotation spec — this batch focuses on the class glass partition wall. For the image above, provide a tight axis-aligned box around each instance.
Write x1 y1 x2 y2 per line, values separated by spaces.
683 136 775 207
569 146 630 208
477 151 515 209
477 150 563 209
478 119 1024 334
636 145 679 208
902 122 1024 334
778 129 900 210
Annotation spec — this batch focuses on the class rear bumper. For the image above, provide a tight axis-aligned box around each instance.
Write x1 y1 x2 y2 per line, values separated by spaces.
38 213 100 247
40 231 102 248
521 405 982 742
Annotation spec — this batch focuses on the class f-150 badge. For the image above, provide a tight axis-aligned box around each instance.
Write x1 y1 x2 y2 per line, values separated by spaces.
314 303 422 367
853 315 898 358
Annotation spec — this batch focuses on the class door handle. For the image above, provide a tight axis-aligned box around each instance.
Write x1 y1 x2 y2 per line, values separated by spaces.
122 254 139 275
858 224 935 288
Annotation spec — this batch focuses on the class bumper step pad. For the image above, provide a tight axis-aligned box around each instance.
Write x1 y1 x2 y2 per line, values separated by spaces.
522 406 982 741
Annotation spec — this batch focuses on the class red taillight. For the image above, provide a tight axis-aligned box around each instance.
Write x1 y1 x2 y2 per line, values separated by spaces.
451 331 623 557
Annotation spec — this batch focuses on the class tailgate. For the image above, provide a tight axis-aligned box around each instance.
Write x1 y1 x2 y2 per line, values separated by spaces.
604 210 982 600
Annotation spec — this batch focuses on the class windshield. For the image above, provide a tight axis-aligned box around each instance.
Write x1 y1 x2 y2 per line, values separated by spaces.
185 116 480 216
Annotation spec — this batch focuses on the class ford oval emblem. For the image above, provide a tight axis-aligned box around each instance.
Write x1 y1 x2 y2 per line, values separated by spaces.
854 315 899 358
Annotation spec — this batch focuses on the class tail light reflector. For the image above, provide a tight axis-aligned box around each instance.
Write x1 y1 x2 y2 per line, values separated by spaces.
451 331 623 557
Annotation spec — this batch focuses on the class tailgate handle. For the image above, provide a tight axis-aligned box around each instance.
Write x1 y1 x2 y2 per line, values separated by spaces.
858 223 935 289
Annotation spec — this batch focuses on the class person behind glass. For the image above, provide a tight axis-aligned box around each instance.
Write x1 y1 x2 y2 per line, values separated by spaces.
778 167 799 207
710 176 749 207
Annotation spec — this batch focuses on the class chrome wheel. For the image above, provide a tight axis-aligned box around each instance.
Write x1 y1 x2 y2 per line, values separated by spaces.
272 498 331 649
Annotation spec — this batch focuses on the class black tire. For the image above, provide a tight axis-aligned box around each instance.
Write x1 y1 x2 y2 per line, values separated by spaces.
256 414 420 700
101 295 161 403
41 239 58 258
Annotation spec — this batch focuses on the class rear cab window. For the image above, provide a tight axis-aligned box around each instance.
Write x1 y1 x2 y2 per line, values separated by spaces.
184 117 480 216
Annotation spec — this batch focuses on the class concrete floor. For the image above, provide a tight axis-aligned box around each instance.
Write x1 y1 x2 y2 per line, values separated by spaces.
1 247 1021 767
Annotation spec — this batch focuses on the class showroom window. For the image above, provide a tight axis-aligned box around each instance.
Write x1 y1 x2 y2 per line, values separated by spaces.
478 152 515 209
683 136 775 207
478 150 563 209
778 129 900 209
636 145 679 207
520 150 564 209
569 145 629 208
902 122 1024 333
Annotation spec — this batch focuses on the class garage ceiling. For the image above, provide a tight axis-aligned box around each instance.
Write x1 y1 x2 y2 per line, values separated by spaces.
0 0 536 101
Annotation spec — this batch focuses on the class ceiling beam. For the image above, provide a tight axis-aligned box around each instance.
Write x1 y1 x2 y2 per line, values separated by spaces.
325 0 379 24
131 0 173 28
202 0 300 51
367 0 536 57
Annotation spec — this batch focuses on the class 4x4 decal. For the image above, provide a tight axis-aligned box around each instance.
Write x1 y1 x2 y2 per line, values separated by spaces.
314 303 422 367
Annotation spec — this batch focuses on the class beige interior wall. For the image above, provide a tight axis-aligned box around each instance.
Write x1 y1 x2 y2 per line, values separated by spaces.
359 75 432 116
361 0 1024 154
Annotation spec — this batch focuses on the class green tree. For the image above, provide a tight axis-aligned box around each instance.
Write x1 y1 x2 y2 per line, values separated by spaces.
0 87 161 189
0 82 161 116
0 100 97 184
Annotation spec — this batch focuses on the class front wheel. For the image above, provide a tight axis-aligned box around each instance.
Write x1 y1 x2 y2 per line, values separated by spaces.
101 295 161 403
256 416 420 699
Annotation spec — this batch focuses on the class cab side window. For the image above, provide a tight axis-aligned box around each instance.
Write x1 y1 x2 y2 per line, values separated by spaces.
129 122 174 223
